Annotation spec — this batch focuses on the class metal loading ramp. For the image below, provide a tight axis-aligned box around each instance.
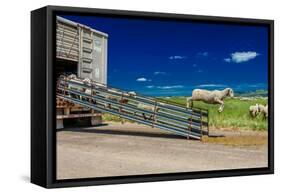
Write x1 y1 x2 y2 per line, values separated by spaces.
57 77 209 140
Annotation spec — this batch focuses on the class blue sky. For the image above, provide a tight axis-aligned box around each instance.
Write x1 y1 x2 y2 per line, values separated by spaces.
60 14 268 96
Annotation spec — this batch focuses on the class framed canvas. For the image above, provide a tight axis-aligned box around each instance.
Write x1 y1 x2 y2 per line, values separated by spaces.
31 5 274 188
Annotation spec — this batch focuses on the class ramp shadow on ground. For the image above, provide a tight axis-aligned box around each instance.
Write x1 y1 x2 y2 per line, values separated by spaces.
57 126 189 140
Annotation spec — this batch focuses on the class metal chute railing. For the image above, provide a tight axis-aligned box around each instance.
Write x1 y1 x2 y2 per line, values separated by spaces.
56 77 209 140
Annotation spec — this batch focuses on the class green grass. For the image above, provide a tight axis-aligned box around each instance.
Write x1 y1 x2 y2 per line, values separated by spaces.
162 97 268 130
103 113 134 123
102 96 268 131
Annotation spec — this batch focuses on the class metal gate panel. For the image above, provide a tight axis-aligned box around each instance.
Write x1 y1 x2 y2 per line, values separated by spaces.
57 76 209 140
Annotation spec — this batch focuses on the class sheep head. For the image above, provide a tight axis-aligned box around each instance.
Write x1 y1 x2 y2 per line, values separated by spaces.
83 78 91 84
68 74 77 79
59 74 66 80
128 91 137 97
226 88 234 98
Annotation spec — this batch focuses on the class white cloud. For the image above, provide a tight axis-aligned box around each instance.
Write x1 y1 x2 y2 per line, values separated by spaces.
232 51 259 63
197 69 203 73
154 71 166 75
169 55 186 60
224 51 259 63
193 64 197 67
224 58 231 63
157 85 184 89
197 84 227 88
136 77 147 82
146 85 184 89
197 52 209 57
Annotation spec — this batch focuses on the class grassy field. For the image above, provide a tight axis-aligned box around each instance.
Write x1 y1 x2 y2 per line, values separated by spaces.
102 96 268 131
102 113 129 123
165 97 268 130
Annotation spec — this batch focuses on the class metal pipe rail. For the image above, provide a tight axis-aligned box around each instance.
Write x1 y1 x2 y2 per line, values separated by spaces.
57 77 209 140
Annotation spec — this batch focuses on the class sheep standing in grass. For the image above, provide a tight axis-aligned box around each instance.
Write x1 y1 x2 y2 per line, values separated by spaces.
249 104 260 118
188 88 234 112
258 104 268 119
136 103 160 120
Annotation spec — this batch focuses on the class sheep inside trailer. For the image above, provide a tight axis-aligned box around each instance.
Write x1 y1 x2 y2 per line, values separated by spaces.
56 16 108 129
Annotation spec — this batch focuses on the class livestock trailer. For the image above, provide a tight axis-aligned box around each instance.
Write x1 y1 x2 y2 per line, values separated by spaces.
56 16 108 129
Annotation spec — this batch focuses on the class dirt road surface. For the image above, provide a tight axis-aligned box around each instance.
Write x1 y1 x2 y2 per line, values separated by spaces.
57 122 268 180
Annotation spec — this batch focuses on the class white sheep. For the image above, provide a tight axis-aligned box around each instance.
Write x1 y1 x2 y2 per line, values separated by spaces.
127 91 137 98
136 103 160 120
81 78 97 102
104 89 130 109
66 76 92 100
105 89 121 102
82 77 91 84
58 74 66 80
82 78 94 94
249 104 260 118
67 74 77 79
188 88 234 112
258 104 268 119
66 74 82 99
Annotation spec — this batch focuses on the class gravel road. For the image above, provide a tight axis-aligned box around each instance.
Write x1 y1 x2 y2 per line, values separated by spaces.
57 122 268 180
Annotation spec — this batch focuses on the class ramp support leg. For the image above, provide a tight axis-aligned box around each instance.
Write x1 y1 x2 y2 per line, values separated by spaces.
91 116 102 126
91 110 103 126
56 108 64 129
64 108 70 115
56 119 64 129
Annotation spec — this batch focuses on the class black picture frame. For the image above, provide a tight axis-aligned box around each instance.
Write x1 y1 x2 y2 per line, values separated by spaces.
31 5 274 188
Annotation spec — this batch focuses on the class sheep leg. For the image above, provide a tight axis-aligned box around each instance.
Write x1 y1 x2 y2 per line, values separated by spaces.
188 99 193 108
250 110 256 118
254 110 259 118
149 114 154 121
250 111 253 118
216 99 224 112
142 113 147 120
254 112 258 118
263 113 267 120
218 104 224 112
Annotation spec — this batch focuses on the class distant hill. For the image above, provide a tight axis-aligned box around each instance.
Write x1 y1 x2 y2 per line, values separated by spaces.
157 89 268 98
235 89 268 97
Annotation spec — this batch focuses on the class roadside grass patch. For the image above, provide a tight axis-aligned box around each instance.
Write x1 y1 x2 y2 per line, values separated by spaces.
202 135 267 146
